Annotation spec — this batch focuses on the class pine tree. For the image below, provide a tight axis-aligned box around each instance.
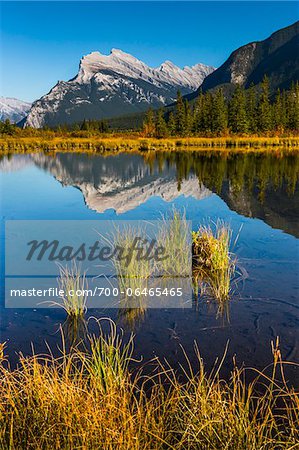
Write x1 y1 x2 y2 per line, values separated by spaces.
246 84 257 133
272 89 286 132
80 119 89 131
286 82 299 131
175 91 186 136
229 85 248 133
155 109 168 138
192 90 204 133
0 118 16 135
167 112 176 136
293 81 299 130
184 99 193 136
72 123 80 131
212 89 228 134
142 108 155 137
258 76 272 132
281 90 288 131
202 92 213 133
98 120 109 133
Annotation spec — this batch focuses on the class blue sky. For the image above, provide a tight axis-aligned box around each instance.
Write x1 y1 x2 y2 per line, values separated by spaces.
0 1 298 102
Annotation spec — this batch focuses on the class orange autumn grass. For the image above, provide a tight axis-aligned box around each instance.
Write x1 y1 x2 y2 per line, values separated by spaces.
0 321 298 450
0 135 299 155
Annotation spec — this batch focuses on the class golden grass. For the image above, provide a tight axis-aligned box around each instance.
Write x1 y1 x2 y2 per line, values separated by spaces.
156 208 191 277
110 225 153 297
0 343 6 362
1 135 299 155
192 222 237 303
47 263 88 318
0 327 298 450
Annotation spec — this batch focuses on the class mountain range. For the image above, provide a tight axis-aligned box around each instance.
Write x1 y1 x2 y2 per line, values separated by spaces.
0 97 31 123
23 50 214 128
3 21 298 128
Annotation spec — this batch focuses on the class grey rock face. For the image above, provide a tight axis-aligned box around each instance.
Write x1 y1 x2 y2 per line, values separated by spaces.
24 49 214 128
189 21 299 99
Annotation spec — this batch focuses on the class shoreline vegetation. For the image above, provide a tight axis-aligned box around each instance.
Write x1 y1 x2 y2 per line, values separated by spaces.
1 136 299 155
0 324 298 449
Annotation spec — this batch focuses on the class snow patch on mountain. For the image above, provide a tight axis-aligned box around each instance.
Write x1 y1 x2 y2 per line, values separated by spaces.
0 97 31 123
24 49 215 128
76 49 211 90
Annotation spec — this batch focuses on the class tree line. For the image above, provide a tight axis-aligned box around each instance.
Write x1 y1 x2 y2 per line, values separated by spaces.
142 77 299 137
1 77 298 137
0 118 110 136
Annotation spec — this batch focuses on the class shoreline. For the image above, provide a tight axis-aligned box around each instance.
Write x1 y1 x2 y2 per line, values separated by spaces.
1 136 299 154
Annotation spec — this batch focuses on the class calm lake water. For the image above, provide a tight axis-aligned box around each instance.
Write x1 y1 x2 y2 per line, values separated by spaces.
0 151 298 384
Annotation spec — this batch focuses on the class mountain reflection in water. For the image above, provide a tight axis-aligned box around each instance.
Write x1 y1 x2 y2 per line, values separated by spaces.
25 150 299 237
0 150 298 385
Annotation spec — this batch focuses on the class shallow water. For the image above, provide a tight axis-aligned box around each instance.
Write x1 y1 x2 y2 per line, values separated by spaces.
0 151 298 384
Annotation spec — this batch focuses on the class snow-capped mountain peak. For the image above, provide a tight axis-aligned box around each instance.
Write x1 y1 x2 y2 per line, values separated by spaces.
24 49 215 128
110 48 136 59
76 49 149 83
159 60 179 69
0 97 31 123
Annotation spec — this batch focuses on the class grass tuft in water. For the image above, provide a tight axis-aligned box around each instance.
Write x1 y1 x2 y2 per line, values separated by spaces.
156 208 191 277
192 221 236 302
118 301 146 330
57 263 88 317
62 315 88 347
111 225 153 298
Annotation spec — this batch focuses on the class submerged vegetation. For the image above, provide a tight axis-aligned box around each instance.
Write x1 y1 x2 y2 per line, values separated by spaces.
0 322 298 449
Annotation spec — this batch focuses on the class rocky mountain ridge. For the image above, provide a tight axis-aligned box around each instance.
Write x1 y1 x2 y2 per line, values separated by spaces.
24 49 214 128
0 97 31 123
188 21 299 100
